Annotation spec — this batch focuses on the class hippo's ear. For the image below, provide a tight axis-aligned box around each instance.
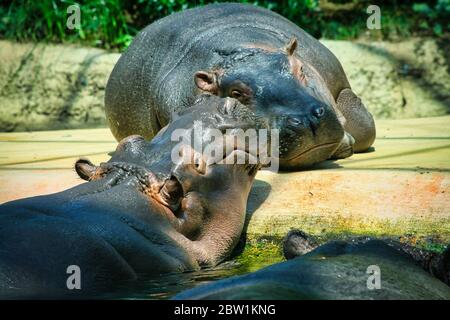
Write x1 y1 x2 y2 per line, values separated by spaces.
194 71 218 94
75 158 98 181
282 229 316 259
284 37 298 56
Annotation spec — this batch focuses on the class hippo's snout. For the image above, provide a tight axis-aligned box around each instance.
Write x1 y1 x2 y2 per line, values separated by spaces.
284 102 328 136
277 100 344 169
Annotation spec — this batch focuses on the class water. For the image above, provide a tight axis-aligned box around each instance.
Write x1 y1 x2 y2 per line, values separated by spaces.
98 256 281 300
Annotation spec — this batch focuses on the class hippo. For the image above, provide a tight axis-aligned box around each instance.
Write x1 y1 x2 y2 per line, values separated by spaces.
0 95 266 298
173 232 450 300
105 3 375 169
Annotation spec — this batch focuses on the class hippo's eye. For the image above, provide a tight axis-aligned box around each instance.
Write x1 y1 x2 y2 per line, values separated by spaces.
230 89 243 99
229 84 253 103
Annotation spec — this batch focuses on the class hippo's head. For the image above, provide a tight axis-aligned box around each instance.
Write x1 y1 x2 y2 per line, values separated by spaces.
194 38 344 169
76 95 267 265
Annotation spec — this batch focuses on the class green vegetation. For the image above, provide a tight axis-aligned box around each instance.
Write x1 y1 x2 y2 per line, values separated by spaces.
235 240 285 273
1 0 449 50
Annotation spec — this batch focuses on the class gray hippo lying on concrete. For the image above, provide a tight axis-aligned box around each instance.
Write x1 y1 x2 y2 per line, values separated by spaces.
174 231 450 300
105 3 375 169
0 96 266 298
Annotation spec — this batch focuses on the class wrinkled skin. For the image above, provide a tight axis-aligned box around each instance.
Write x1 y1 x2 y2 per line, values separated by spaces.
174 233 450 300
0 96 265 298
105 3 375 169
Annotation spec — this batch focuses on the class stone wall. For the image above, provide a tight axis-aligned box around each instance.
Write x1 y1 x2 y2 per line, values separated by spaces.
323 39 450 119
0 41 119 132
0 38 448 132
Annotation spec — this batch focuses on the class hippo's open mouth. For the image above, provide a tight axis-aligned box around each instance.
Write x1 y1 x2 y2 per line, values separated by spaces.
284 141 340 162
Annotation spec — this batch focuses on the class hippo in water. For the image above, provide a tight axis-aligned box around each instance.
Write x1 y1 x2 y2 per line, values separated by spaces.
0 96 266 298
174 231 450 300
105 3 375 169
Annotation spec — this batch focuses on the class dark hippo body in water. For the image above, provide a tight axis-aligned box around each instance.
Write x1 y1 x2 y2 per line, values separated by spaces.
0 96 265 298
105 3 375 169
174 237 450 300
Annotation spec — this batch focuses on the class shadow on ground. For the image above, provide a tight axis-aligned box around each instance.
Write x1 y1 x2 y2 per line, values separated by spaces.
230 179 272 258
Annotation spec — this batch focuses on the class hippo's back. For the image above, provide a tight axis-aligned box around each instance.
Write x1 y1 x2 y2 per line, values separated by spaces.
105 3 349 141
173 240 450 300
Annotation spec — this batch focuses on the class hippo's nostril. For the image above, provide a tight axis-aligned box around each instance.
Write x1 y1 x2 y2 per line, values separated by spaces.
313 106 325 118
117 134 145 152
159 176 184 213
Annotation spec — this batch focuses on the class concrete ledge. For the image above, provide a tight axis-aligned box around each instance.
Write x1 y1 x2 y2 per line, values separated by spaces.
247 170 449 243
1 116 449 246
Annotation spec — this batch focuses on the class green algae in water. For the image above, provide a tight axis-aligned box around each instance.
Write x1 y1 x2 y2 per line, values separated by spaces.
97 240 285 300
235 240 285 273
90 237 446 299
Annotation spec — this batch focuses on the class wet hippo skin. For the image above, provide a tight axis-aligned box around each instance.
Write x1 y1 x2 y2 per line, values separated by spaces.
0 96 265 298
